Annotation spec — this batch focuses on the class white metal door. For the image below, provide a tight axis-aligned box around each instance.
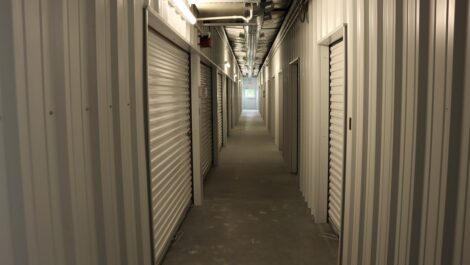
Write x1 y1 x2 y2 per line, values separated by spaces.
328 40 345 233
200 63 213 178
147 30 193 263
217 73 223 150
268 78 275 137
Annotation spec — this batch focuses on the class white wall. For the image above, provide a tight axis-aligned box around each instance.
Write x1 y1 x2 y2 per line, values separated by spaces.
1 1 150 264
0 0 242 264
262 1 321 219
261 0 470 264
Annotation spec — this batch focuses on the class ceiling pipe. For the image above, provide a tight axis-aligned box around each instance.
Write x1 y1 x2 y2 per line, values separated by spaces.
197 4 253 23
244 7 263 77
260 0 308 71
203 22 257 26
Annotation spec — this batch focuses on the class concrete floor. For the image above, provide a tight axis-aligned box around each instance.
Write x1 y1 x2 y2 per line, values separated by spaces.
162 110 339 265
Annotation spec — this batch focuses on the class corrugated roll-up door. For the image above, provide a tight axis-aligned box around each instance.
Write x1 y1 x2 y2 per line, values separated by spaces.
147 30 193 263
200 63 213 178
328 40 345 233
217 73 223 150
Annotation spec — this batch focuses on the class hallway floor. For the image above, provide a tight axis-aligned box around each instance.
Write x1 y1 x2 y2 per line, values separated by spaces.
162 110 338 265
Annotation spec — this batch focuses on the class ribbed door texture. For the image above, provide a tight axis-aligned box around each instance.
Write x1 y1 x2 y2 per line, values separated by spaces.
328 40 345 233
200 63 213 178
147 30 193 263
217 73 223 150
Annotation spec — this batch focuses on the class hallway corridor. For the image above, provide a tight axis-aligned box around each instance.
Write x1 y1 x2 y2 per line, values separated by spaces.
163 110 338 265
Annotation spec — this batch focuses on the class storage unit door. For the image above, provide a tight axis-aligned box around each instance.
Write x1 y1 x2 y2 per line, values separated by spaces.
265 82 269 124
147 30 193 263
268 79 275 137
260 84 266 120
217 73 223 150
328 40 345 233
200 63 213 178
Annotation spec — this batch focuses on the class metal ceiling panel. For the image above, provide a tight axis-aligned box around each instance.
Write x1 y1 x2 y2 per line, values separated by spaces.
193 0 292 77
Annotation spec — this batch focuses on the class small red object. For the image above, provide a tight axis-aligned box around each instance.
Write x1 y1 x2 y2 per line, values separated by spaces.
199 35 212 48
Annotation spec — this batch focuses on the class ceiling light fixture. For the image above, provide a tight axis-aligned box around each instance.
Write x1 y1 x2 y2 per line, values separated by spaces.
170 0 197 25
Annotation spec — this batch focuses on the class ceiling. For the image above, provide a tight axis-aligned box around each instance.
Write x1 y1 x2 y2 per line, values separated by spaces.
193 0 292 77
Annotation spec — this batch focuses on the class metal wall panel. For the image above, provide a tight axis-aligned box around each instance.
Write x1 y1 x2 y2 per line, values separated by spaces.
0 0 152 265
147 30 192 263
327 40 345 233
261 0 470 264
217 73 223 150
200 63 213 178
0 1 243 264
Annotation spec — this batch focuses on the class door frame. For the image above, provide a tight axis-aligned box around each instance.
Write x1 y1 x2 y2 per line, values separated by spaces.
318 24 348 265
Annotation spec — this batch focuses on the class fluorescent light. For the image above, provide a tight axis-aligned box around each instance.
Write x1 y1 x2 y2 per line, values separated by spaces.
170 0 197 25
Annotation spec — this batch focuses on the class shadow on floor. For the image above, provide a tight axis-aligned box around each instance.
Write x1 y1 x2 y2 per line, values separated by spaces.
162 110 339 265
